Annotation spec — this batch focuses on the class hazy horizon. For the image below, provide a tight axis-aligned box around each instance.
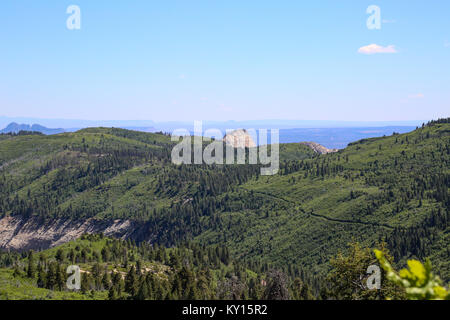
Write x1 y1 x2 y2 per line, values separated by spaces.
0 115 427 130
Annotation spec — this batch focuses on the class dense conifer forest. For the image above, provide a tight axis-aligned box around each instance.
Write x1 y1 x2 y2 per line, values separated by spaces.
0 119 449 299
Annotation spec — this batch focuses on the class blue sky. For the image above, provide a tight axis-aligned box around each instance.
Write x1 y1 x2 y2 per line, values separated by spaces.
0 1 449 122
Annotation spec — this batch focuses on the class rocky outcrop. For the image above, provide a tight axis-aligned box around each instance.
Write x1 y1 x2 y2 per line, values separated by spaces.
299 142 338 154
223 129 256 148
0 216 137 251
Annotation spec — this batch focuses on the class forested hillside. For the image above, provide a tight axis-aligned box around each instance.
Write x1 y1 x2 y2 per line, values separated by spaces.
0 234 314 300
200 119 449 280
0 119 449 287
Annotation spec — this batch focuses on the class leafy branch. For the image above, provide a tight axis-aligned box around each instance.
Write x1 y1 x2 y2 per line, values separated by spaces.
374 249 449 300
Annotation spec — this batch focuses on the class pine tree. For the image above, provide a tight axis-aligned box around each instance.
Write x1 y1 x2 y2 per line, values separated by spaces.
108 286 117 300
27 250 36 279
263 270 289 300
46 263 57 290
125 265 138 296
13 264 22 278
102 272 111 290
80 272 91 294
56 264 66 291
136 279 149 300
55 249 65 263
37 269 46 288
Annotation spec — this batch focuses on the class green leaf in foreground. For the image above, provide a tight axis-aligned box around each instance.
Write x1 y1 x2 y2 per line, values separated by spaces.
374 249 449 300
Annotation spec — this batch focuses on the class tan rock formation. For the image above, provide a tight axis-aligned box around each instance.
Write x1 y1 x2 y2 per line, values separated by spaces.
299 142 338 154
223 129 256 148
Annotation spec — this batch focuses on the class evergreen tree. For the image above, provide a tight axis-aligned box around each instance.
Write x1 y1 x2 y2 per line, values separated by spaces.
108 286 117 300
125 265 138 296
27 250 36 279
263 270 290 300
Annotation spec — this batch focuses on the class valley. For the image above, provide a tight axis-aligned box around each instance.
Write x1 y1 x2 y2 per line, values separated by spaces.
0 119 449 288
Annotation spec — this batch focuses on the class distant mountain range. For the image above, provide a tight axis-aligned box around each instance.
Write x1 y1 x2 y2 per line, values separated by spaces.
0 122 65 135
0 116 427 131
0 122 157 136
0 121 418 149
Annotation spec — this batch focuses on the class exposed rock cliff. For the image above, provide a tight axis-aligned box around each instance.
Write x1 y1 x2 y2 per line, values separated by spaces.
299 142 338 154
0 216 138 251
223 129 256 148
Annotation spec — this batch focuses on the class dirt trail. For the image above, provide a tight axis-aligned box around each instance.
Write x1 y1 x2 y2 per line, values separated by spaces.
245 189 394 230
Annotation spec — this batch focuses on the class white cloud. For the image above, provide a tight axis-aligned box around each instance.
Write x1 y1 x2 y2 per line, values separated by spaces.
408 93 425 99
358 44 398 55
445 40 450 48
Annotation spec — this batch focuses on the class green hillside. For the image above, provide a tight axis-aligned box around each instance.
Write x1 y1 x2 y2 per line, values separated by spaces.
198 120 449 280
0 119 449 285
0 234 296 300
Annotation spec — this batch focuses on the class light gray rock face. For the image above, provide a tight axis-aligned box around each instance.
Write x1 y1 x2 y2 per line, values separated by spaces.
0 216 136 251
299 142 338 154
223 129 256 148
